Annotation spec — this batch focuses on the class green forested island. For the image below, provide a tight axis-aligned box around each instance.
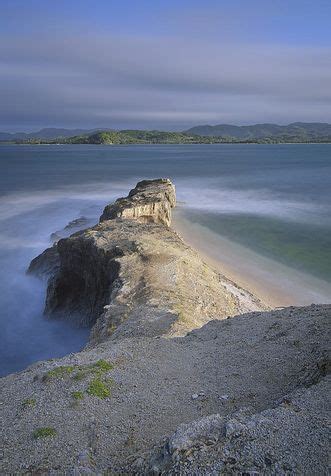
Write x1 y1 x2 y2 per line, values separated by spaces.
2 122 331 144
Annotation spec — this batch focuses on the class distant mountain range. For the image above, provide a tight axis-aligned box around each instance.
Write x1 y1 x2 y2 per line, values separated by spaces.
0 123 331 143
185 122 331 139
0 128 103 141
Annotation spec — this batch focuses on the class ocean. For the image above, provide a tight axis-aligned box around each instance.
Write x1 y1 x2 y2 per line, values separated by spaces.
1 143 330 376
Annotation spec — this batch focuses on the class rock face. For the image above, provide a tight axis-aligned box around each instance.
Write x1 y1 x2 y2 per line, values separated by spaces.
100 178 176 226
1 179 329 474
28 244 60 279
29 178 262 338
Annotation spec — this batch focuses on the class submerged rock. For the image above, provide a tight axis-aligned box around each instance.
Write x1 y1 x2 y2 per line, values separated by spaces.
64 216 90 230
50 216 91 243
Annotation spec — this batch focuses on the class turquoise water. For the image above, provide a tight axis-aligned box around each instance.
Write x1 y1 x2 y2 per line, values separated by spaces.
1 144 330 375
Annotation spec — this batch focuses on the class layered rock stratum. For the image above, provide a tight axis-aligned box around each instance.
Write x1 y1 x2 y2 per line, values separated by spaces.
99 178 176 225
0 179 329 475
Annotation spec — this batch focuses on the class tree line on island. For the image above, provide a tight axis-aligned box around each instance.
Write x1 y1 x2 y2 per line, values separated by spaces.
1 122 331 144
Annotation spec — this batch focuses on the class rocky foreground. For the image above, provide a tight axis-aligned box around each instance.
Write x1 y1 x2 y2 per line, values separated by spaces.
0 179 330 475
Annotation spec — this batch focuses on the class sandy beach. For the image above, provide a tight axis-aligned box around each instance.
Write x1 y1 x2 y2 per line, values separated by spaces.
173 209 331 308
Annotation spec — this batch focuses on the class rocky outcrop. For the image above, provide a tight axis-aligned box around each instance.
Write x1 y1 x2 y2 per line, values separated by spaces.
28 244 60 279
29 178 263 338
100 178 176 226
132 376 330 475
1 179 329 475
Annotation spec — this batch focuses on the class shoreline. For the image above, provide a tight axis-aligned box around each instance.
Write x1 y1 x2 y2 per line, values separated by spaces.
2 142 331 146
173 209 331 308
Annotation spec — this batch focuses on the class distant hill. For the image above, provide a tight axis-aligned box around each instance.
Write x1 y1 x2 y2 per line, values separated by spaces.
0 128 104 141
64 130 204 145
2 129 216 145
185 122 331 139
1 123 331 144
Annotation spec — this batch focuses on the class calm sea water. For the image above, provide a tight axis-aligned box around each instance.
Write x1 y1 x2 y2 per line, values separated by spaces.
1 144 330 376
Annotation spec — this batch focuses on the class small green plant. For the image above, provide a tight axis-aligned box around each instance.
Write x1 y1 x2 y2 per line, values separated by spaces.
72 391 84 400
22 398 36 408
44 365 75 380
87 377 112 399
91 359 114 373
73 368 90 381
72 360 113 380
33 427 57 439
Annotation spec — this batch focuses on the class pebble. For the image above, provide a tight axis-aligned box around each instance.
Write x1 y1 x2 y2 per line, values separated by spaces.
191 392 206 400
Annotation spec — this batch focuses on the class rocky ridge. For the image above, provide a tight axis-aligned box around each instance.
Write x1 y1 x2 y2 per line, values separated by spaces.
28 178 263 339
0 179 329 474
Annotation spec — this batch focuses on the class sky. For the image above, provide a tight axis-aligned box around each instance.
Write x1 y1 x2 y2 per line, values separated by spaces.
0 0 330 131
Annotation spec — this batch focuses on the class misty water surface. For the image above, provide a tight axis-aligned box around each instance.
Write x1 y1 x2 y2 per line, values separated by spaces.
1 144 330 376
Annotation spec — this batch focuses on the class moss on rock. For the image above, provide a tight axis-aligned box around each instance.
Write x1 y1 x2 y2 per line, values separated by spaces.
33 427 57 439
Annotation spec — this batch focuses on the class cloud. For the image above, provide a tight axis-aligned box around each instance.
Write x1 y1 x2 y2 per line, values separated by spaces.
0 33 330 130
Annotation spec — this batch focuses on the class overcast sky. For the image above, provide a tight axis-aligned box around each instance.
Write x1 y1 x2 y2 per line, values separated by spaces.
1 0 330 131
